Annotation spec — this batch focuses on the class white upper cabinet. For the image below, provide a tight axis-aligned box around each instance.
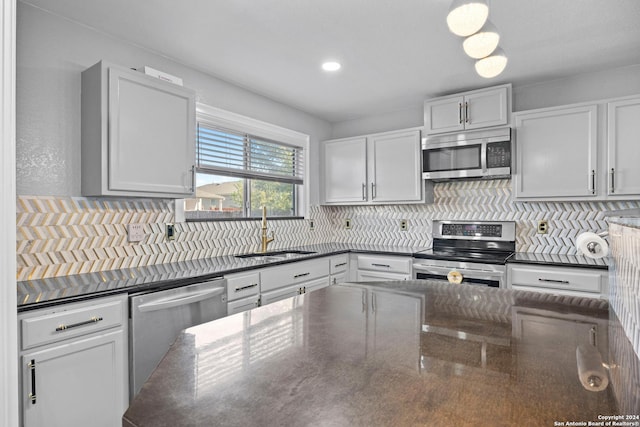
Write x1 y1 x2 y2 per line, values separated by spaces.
514 94 640 201
322 128 429 205
514 104 598 199
424 84 510 134
369 130 423 203
607 96 640 197
323 137 368 203
81 61 196 198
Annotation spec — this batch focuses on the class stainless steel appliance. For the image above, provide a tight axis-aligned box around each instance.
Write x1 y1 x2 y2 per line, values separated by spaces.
129 278 227 398
422 127 511 181
413 220 516 287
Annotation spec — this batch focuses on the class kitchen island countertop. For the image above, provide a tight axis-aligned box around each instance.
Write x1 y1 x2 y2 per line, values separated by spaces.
123 280 637 426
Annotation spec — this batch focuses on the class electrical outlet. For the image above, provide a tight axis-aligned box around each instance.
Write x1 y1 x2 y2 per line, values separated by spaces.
166 223 176 240
400 219 408 231
127 223 145 242
345 218 352 229
537 220 549 234
309 219 315 230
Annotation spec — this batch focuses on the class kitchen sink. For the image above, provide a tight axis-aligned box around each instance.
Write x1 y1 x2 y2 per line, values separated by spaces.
235 250 317 262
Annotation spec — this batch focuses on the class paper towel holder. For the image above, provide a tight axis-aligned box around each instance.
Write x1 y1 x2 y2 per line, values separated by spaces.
576 230 609 258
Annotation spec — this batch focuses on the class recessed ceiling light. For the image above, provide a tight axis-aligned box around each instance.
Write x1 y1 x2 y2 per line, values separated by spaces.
322 61 341 72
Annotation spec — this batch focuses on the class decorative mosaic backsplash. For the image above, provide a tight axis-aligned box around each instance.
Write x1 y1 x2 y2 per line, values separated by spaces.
16 197 333 281
326 179 640 252
16 179 640 281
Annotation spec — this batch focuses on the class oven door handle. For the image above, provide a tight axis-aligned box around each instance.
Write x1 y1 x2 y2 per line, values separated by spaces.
413 265 503 281
137 287 225 313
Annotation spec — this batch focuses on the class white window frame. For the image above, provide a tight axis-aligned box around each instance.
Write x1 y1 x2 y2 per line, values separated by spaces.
193 103 310 218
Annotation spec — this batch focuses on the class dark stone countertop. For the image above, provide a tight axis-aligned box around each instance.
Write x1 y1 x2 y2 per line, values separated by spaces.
507 252 609 269
17 243 425 311
123 280 637 427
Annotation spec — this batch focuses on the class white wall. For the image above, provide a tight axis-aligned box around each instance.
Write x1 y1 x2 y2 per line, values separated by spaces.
16 2 332 204
330 64 640 139
1 0 18 425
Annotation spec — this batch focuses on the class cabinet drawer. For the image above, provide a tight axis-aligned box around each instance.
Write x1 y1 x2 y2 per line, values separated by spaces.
20 296 125 350
330 255 349 274
509 265 602 294
357 255 412 274
261 259 329 292
225 272 260 301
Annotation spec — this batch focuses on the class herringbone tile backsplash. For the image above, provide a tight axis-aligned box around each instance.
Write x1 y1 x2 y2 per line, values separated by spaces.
16 179 640 280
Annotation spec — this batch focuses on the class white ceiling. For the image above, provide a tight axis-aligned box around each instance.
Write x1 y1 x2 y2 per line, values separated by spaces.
22 0 640 123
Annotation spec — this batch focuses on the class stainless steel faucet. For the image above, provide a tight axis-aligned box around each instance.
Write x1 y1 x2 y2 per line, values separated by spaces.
259 206 274 253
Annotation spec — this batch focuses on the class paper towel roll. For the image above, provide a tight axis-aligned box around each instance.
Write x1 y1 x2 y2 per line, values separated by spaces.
576 345 609 392
576 232 609 259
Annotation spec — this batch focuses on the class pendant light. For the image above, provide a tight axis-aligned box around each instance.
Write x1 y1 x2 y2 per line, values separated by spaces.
462 21 499 59
474 48 508 78
446 0 489 37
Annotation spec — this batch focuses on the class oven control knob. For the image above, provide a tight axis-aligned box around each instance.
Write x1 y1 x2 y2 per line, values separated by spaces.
447 270 463 284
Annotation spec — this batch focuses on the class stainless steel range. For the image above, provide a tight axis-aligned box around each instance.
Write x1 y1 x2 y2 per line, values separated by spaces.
413 220 516 288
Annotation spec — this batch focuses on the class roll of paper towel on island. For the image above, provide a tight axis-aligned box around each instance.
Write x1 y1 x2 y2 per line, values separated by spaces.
576 231 609 259
576 345 609 392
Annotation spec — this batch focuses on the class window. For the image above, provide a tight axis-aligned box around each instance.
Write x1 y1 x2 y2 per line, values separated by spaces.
185 105 308 220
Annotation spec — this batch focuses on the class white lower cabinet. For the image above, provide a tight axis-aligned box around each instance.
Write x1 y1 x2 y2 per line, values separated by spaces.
225 271 261 315
18 295 128 427
261 258 331 305
507 263 608 299
355 254 412 282
329 254 349 285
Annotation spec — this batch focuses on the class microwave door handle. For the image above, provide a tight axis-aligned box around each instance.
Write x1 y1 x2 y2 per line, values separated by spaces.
481 142 487 172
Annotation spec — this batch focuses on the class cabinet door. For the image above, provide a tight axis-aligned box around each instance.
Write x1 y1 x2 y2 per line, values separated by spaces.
464 87 508 130
300 276 330 294
514 105 598 199
108 67 195 196
356 270 410 282
21 330 126 427
425 95 465 134
369 130 422 202
260 284 302 306
369 290 421 371
227 295 261 315
323 137 368 203
320 286 368 360
607 98 640 197
330 271 348 286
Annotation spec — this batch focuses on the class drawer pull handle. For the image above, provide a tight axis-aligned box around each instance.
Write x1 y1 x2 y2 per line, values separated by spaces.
28 359 36 405
294 272 310 279
334 262 347 268
371 263 391 268
235 283 258 292
55 316 103 332
538 278 570 284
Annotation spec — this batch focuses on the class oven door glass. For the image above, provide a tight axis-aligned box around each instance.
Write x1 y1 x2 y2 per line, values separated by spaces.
423 144 482 172
416 272 500 288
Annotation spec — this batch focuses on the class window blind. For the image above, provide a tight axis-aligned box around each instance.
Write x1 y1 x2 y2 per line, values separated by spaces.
197 123 304 184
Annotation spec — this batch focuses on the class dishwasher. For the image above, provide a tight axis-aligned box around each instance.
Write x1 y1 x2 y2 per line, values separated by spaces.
129 278 227 398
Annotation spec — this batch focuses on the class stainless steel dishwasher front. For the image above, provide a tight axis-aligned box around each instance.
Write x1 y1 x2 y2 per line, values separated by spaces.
129 278 227 398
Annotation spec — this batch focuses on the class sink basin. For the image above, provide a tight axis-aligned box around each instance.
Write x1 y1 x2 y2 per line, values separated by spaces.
235 250 316 261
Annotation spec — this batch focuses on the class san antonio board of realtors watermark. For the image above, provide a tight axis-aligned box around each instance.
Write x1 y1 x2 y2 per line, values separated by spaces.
554 415 640 426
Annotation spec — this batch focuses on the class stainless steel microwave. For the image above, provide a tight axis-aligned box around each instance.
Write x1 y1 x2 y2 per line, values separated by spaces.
421 127 512 181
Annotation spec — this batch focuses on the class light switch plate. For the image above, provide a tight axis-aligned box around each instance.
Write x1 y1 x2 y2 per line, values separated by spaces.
127 223 145 242
345 218 352 229
400 219 408 231
309 219 315 230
